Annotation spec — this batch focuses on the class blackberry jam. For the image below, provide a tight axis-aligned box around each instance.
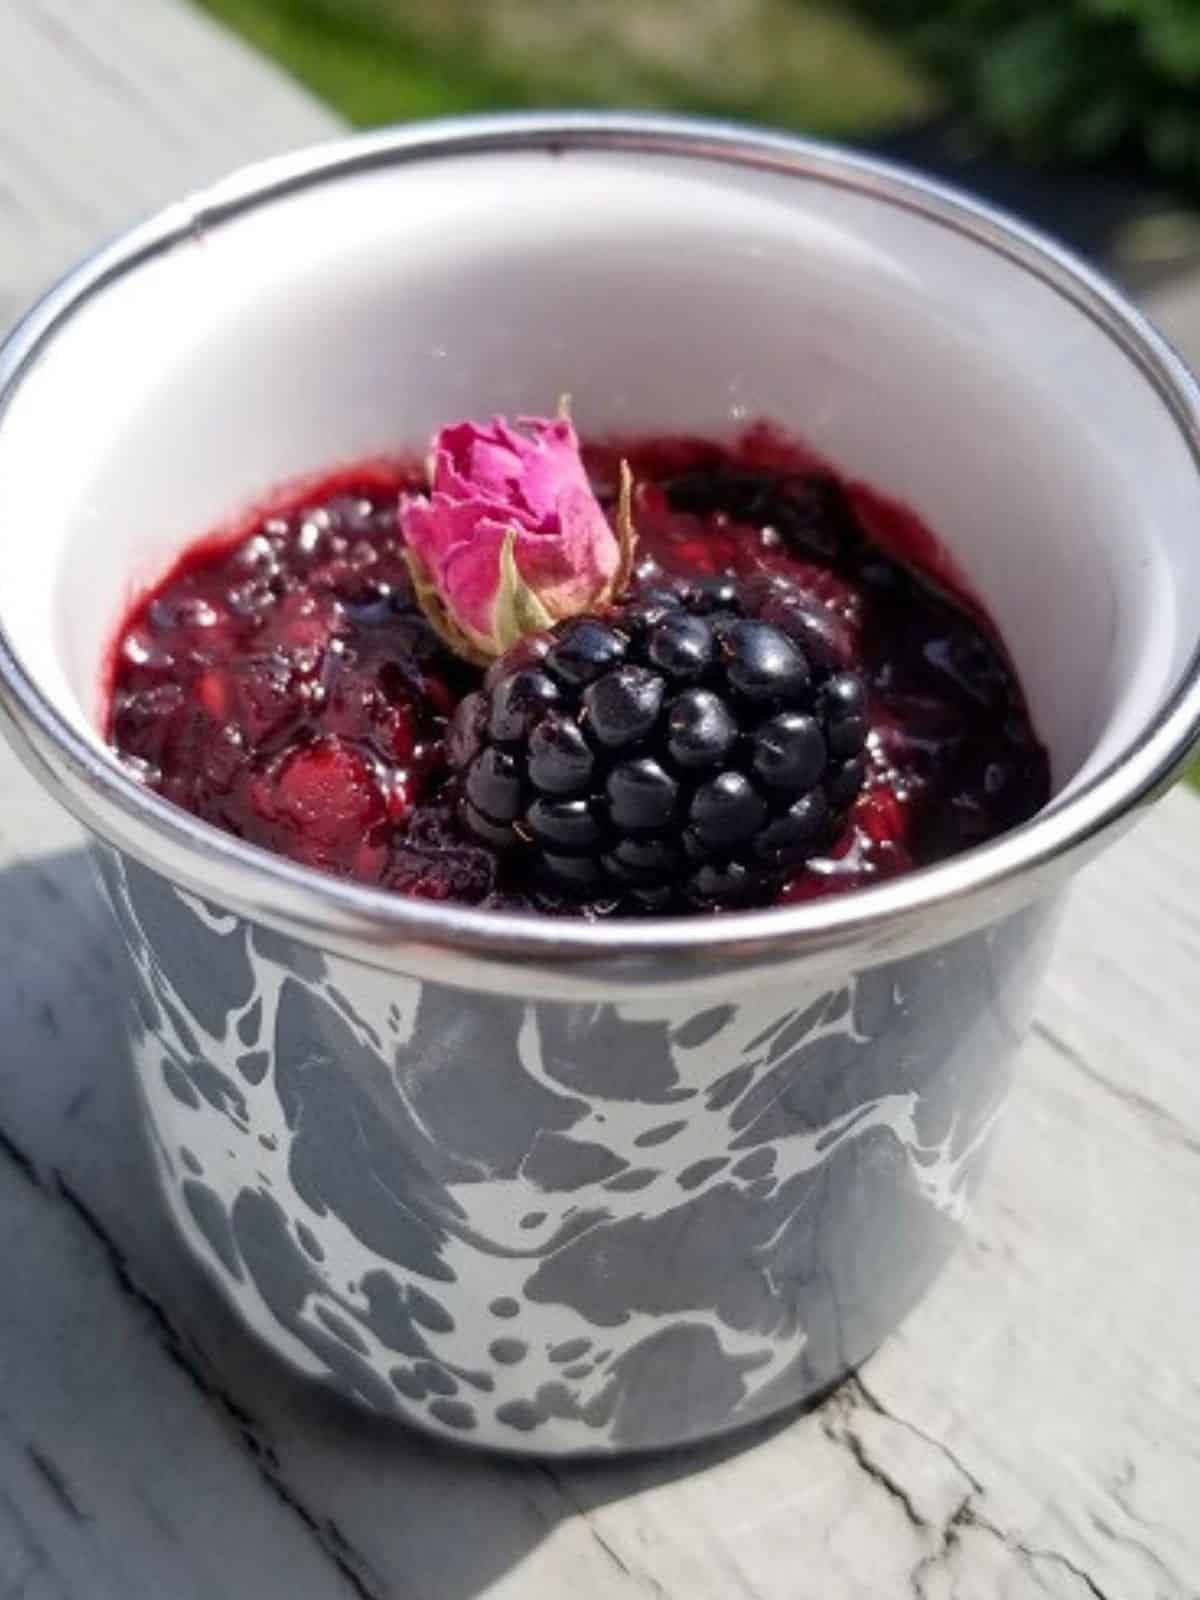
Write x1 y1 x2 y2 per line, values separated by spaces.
107 427 1050 914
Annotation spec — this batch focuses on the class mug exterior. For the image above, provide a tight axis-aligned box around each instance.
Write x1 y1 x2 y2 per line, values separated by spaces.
2 113 1199 1459
97 843 1058 1455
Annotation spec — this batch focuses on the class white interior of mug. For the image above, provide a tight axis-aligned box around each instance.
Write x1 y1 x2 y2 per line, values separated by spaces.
0 145 1197 800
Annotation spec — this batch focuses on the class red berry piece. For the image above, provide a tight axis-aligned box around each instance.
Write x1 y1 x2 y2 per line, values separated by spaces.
252 737 387 874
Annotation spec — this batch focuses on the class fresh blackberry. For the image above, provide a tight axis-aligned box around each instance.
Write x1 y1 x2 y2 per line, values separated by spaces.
446 588 870 911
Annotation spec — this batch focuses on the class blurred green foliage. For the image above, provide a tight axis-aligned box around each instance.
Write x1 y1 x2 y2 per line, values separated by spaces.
858 1 1200 185
196 0 938 135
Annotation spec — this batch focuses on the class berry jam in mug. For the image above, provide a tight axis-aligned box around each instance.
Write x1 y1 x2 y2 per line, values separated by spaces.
107 415 1049 915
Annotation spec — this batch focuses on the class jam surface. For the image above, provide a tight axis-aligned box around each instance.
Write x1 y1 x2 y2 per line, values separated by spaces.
107 427 1050 913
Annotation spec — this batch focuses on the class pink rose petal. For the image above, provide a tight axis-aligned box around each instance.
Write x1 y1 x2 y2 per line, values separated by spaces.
399 413 623 658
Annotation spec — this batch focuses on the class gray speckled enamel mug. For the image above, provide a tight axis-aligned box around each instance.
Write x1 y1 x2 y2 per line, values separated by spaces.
2 116 1199 1456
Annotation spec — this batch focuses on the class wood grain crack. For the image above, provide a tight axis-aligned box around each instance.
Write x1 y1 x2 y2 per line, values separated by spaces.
26 0 181 139
0 1118 38 1188
909 1498 1114 1600
537 1467 669 1597
964 1509 1113 1600
1034 1021 1200 1159
1089 1511 1183 1591
853 1376 983 1496
820 1402 927 1530
51 1174 390 1600
824 1377 1114 1600
24 1446 86 1525
0 1107 389 1600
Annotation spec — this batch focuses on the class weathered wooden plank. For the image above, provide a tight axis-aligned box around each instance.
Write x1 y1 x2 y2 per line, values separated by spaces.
0 3 1198 1596
1150 271 1200 372
0 0 336 324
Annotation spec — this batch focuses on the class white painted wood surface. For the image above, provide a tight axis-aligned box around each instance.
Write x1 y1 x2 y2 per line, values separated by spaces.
0 3 1198 1595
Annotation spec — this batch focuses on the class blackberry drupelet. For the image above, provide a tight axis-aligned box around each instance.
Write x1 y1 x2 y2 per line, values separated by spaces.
447 582 870 911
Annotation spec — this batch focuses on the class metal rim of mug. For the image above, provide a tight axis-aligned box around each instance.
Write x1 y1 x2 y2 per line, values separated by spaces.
1 111 1199 982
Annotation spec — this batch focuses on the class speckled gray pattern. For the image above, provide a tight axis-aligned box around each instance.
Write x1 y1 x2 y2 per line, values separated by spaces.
96 845 1058 1454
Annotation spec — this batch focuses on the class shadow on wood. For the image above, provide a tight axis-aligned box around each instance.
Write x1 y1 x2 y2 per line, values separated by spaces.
0 845 793 1599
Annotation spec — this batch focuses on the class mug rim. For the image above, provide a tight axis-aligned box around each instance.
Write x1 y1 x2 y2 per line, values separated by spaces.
1 110 1198 977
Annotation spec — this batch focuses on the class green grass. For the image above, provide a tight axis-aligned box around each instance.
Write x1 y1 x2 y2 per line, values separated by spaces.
195 0 939 136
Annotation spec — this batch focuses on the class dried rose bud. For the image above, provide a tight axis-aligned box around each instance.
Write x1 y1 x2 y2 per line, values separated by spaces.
400 413 632 662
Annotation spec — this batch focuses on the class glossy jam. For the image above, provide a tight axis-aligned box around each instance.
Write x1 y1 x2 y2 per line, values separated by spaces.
107 428 1050 912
